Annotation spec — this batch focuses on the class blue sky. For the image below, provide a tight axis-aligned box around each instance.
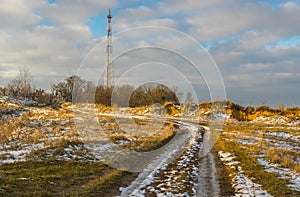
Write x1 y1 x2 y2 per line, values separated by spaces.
87 0 163 38
0 0 300 107
86 0 300 53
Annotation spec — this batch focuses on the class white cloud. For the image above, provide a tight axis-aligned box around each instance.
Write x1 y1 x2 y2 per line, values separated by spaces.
281 1 298 9
0 0 43 28
274 72 294 78
237 31 279 50
156 0 233 14
0 0 119 89
40 0 118 25
0 0 300 106
186 1 300 42
240 63 272 72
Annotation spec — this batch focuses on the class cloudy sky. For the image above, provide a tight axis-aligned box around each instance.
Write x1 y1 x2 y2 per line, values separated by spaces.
1 0 300 107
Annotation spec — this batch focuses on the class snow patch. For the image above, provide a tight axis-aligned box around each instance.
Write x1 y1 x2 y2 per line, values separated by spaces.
218 151 273 196
251 116 290 125
258 158 300 192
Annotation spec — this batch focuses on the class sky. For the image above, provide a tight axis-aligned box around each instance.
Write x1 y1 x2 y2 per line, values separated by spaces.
0 0 300 107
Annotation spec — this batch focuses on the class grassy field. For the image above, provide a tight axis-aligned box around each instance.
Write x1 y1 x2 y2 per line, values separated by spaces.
0 159 138 197
0 102 178 196
1 99 300 196
214 123 300 196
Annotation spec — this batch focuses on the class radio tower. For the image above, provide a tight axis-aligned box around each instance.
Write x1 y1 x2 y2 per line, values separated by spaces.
104 8 113 89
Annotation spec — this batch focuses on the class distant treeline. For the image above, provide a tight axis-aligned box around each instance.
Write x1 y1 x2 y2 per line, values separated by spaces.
0 67 178 107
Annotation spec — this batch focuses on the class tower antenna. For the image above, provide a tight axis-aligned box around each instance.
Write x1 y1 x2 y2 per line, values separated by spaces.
105 8 113 89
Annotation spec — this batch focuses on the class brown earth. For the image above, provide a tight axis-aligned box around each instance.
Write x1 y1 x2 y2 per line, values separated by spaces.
212 146 235 197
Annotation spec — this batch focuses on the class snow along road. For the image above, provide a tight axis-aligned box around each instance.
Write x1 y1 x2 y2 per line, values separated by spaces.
117 118 221 197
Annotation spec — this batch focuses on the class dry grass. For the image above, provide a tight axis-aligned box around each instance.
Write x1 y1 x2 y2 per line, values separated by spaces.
107 121 177 152
264 147 300 172
266 148 282 164
215 135 299 196
0 159 137 196
82 169 124 192
219 123 300 195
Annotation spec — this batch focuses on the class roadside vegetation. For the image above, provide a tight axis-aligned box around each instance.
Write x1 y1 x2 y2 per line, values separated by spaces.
214 123 300 196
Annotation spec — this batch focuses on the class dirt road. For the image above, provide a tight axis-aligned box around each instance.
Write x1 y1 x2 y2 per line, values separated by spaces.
120 121 222 196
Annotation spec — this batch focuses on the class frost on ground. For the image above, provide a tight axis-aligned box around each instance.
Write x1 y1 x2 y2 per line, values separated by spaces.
121 124 205 197
0 102 184 167
0 143 44 164
2 99 300 196
218 151 273 197
258 158 300 192
0 105 97 164
0 108 27 121
222 126 300 194
249 115 300 127
264 131 300 143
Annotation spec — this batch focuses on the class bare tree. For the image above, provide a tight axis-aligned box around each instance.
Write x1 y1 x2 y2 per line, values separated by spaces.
18 65 32 98
51 75 86 103
81 81 96 103
129 83 178 107
172 86 184 103
6 79 21 97
6 66 32 98
0 87 6 96
278 103 284 111
112 85 134 107
185 92 193 103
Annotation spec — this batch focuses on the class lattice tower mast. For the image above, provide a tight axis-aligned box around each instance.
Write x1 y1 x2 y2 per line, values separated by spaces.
105 8 113 89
